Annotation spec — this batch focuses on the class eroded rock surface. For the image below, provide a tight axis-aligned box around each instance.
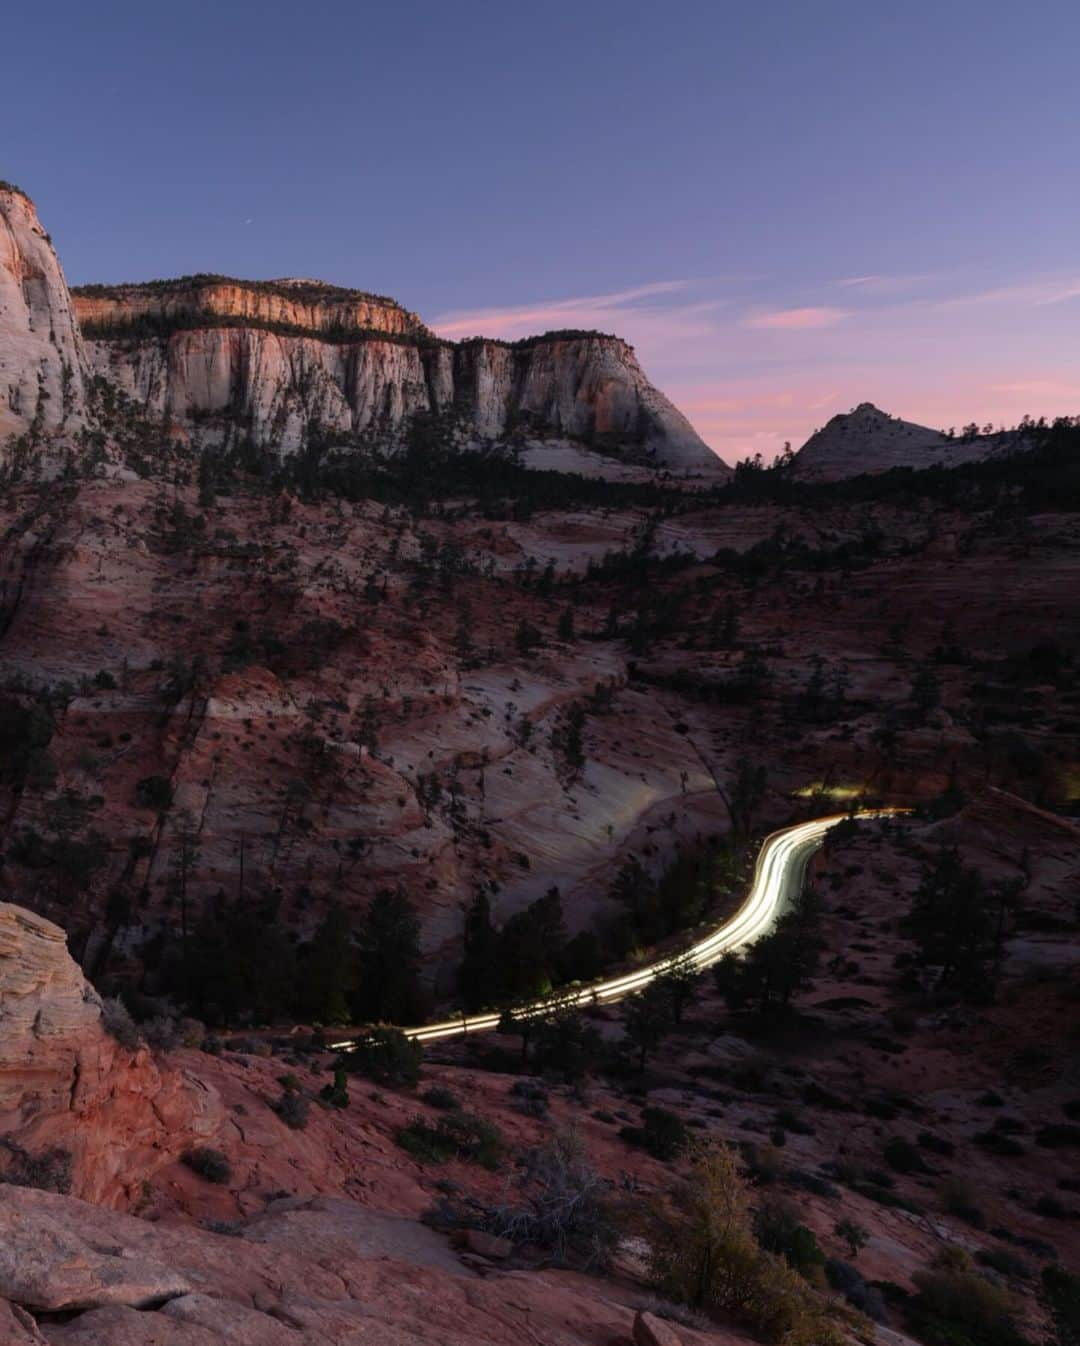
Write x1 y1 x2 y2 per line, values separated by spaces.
0 186 86 442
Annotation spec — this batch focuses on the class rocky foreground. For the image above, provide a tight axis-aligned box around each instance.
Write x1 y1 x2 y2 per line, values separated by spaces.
0 789 1077 1345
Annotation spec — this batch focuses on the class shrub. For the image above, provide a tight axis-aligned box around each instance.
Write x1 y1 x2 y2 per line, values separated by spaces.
101 996 142 1050
1042 1264 1080 1346
510 1078 549 1117
974 1130 1025 1157
0 1141 73 1194
834 1217 869 1259
976 1247 1030 1280
775 1107 814 1136
396 1112 503 1170
142 1015 182 1051
274 1091 310 1130
1035 1123 1080 1149
182 1147 232 1185
918 1129 955 1156
345 1028 422 1085
619 1107 689 1161
787 1168 839 1199
907 1250 1028 1346
754 1197 826 1280
320 1065 349 1109
884 1136 926 1173
825 1258 885 1320
488 1130 615 1270
134 774 174 810
940 1175 986 1228
1033 1194 1069 1220
421 1085 460 1111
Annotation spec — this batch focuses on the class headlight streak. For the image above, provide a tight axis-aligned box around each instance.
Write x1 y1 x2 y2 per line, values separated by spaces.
329 809 902 1051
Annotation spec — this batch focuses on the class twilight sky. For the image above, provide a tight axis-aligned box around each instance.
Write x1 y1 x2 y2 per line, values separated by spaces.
5 0 1079 464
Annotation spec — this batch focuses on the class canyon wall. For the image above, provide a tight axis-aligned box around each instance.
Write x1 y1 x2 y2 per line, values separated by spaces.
81 312 723 469
0 185 86 441
0 188 723 471
72 274 426 339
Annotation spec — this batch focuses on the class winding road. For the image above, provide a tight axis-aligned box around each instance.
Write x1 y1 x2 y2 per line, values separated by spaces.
330 809 899 1050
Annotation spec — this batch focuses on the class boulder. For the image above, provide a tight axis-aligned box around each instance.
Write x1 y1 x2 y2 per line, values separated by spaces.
633 1309 683 1346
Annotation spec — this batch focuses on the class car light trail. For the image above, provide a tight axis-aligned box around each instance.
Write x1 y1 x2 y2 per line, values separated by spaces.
329 809 902 1050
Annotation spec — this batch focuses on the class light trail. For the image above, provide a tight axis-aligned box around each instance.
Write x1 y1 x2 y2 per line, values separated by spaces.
329 809 901 1050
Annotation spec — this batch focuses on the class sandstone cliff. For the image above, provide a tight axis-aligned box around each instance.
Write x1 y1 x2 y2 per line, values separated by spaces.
0 188 722 472
72 274 426 340
78 292 723 470
0 185 86 442
0 902 219 1208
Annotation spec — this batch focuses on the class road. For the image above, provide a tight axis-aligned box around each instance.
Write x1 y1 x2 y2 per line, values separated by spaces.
330 809 899 1050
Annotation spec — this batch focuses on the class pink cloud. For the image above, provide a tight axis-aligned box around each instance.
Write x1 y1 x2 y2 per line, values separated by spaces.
743 306 850 330
432 280 695 339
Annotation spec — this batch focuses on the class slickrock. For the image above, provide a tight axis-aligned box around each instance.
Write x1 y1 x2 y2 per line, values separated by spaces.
0 902 221 1208
0 1193 191 1312
0 1186 736 1346
791 401 1022 479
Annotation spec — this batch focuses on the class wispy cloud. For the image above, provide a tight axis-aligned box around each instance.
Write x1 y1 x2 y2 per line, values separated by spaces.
432 279 700 339
989 378 1080 398
743 306 850 330
924 276 1080 312
835 272 935 295
430 265 1080 466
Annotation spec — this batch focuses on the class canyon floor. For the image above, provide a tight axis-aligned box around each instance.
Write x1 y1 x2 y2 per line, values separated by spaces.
0 430 1077 1346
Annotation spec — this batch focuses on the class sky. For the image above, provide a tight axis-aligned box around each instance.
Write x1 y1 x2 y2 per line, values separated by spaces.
4 0 1079 464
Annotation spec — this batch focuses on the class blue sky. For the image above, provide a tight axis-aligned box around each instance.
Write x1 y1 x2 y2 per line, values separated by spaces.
5 0 1079 461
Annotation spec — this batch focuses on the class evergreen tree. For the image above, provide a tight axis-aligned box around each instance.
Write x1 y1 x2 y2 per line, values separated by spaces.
656 952 701 1025
354 889 422 1023
498 886 566 999
457 889 500 1012
719 757 768 838
297 906 355 1024
623 981 671 1070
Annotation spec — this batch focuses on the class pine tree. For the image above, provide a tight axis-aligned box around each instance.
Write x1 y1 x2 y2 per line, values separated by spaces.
355 889 422 1023
298 906 355 1024
458 889 499 1012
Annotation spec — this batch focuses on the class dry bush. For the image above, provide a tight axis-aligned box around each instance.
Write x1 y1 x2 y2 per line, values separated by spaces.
488 1129 615 1270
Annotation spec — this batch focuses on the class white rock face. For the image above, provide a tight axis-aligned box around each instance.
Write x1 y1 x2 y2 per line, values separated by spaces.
2 188 724 473
0 187 86 442
86 328 435 453
85 323 724 471
792 401 1022 480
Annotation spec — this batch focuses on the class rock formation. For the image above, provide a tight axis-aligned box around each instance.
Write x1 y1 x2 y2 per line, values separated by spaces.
0 902 219 1208
791 400 1020 479
0 187 724 474
0 185 86 442
76 288 722 469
